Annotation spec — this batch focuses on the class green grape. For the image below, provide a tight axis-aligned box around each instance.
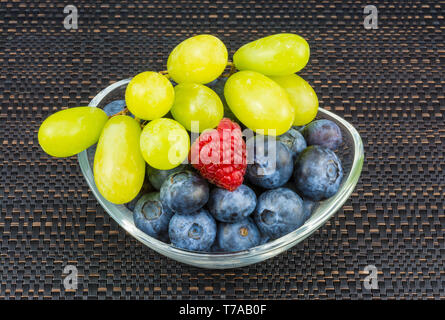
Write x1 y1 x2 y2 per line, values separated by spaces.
140 118 190 170
125 71 174 120
171 83 224 132
224 70 294 136
38 106 108 158
270 74 318 126
94 116 145 204
167 35 228 84
233 33 310 76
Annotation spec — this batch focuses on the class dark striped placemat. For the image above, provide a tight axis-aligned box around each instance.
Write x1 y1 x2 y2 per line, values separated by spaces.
0 0 443 299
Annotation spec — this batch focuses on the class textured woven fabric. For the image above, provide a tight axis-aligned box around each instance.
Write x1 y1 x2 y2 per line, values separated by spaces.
0 0 443 299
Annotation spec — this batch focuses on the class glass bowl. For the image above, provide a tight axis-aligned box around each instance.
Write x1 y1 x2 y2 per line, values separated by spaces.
78 78 364 269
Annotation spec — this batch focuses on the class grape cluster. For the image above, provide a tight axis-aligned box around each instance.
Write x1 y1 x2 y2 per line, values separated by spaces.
38 33 343 253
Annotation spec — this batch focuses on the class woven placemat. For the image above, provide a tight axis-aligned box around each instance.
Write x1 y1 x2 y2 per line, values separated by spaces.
0 0 443 299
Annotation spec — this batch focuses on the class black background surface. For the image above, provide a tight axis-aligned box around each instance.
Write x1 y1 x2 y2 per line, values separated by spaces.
0 0 443 299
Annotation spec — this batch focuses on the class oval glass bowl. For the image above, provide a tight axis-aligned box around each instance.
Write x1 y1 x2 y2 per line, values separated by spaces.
78 78 364 269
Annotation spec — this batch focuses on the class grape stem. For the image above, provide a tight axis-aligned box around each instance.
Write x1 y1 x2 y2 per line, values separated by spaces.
131 116 147 129
109 108 144 129
110 107 129 118
159 70 171 80
140 120 148 129
222 62 236 78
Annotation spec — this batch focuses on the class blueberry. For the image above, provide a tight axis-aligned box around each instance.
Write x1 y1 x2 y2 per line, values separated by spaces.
302 119 342 150
156 232 170 243
168 209 217 251
103 100 126 116
246 137 293 189
210 242 223 253
302 198 317 221
244 182 264 198
133 192 173 241
282 183 318 221
125 190 144 212
278 128 307 161
216 218 261 252
87 144 96 167
208 185 257 223
125 180 154 211
293 125 306 132
283 181 299 194
253 188 305 239
294 145 343 201
160 170 209 214
147 164 187 190
259 234 270 245
103 100 136 118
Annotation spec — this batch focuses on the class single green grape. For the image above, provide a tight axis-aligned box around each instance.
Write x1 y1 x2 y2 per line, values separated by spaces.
171 83 224 132
94 115 145 204
38 106 108 158
233 33 310 76
167 35 228 84
224 70 294 136
125 71 174 120
270 74 318 126
140 118 190 170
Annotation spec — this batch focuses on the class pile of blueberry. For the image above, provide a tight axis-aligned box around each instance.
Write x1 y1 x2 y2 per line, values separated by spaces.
120 116 344 253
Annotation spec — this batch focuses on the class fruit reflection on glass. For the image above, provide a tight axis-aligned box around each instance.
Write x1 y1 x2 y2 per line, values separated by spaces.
38 33 346 252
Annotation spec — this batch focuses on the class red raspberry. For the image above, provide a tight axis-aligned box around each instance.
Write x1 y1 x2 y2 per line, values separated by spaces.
189 118 247 191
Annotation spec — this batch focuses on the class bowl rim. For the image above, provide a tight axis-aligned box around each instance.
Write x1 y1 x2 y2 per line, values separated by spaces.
78 78 364 269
